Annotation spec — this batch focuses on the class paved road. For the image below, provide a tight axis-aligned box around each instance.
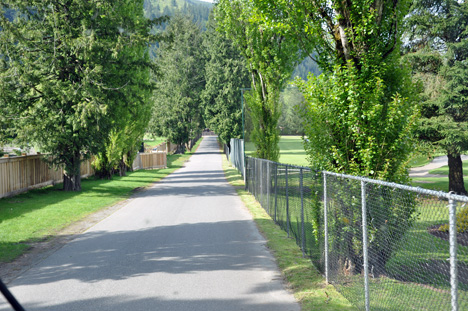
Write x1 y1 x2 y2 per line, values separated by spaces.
409 155 468 177
0 137 299 311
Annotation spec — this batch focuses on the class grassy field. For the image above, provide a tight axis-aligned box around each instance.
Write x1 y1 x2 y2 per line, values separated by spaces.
0 141 201 262
278 136 309 167
143 134 166 148
246 136 309 167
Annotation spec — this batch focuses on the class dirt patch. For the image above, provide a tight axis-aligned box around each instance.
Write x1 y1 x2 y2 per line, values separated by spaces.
0 188 145 284
427 224 468 247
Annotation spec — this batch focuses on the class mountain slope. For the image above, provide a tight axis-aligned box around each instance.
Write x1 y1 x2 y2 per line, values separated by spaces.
144 0 212 29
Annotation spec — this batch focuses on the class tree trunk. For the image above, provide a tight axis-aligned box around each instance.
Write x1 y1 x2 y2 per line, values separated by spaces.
448 153 467 195
118 159 127 177
63 153 82 191
126 151 134 172
175 144 185 154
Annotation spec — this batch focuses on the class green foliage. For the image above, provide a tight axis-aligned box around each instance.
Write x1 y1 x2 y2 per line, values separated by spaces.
278 88 305 136
296 62 419 182
144 0 212 30
249 0 420 277
215 0 301 161
201 14 250 145
149 14 205 153
439 206 468 233
0 0 156 190
404 0 468 194
295 60 419 275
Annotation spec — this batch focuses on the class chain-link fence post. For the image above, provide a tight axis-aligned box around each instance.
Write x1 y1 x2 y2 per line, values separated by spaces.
300 168 305 257
449 197 458 311
286 165 290 238
245 157 249 191
267 162 270 215
260 160 263 207
324 172 329 284
274 163 278 223
361 180 370 311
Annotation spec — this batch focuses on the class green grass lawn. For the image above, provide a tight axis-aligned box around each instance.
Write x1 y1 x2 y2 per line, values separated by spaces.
429 160 468 175
412 177 450 192
411 160 468 192
278 136 309 167
143 134 166 148
409 155 433 167
245 136 309 167
0 140 201 262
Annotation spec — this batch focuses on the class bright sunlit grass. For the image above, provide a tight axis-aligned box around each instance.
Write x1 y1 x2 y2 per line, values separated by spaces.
278 135 309 167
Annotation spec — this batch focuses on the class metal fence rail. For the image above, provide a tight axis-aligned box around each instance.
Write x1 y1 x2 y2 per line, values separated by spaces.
245 156 468 311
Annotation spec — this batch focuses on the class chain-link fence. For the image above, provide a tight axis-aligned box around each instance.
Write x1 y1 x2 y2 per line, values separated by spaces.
225 138 245 177
245 156 468 311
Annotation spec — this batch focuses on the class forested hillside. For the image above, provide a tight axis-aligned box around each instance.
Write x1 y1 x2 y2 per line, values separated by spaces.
144 0 212 29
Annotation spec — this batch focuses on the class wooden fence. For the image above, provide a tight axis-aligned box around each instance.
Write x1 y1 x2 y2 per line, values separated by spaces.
0 151 168 199
0 155 94 199
132 152 167 170
144 141 178 154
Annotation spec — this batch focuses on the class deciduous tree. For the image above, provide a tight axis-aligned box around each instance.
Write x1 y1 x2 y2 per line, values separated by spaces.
251 0 420 275
215 0 301 161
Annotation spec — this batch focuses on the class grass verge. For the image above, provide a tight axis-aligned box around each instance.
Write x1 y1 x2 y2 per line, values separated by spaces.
221 155 353 311
0 138 202 263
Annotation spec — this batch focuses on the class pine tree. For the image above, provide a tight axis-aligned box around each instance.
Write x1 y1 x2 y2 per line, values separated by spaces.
405 0 468 194
149 14 206 153
201 15 250 145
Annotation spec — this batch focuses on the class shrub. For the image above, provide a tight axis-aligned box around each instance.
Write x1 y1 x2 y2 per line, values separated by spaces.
439 206 468 233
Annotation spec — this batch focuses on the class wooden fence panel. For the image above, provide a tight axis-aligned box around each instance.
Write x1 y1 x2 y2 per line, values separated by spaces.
1 151 167 199
136 152 167 170
0 155 93 199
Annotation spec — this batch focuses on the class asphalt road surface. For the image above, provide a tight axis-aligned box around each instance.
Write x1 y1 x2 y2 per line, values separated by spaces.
0 136 300 311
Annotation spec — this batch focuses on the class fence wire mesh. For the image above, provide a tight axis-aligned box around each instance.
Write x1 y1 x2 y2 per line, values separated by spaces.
245 156 468 311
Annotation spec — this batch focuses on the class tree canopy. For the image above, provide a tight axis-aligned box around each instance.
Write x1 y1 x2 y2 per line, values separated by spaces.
149 13 206 153
215 0 302 161
201 15 251 145
0 0 156 190
404 0 468 194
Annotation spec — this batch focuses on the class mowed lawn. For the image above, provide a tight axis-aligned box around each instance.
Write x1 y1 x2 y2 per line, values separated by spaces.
244 135 309 167
278 136 309 167
411 159 468 192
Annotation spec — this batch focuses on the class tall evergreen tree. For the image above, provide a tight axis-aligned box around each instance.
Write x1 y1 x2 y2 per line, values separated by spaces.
149 14 206 153
201 15 250 145
0 0 155 190
405 0 468 194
